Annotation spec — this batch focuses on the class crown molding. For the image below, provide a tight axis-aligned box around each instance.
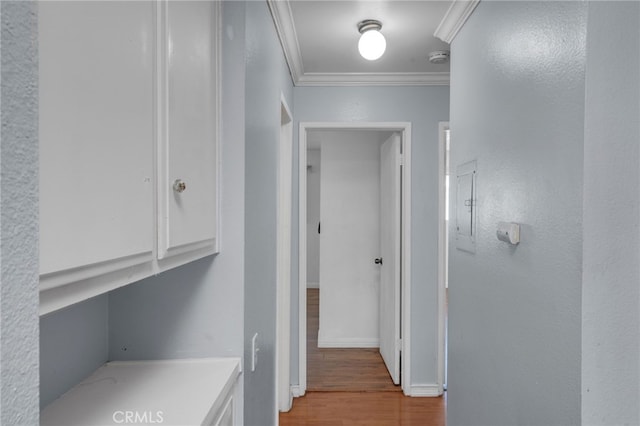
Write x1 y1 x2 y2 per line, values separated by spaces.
297 72 450 87
267 0 305 82
268 0 451 87
434 0 480 44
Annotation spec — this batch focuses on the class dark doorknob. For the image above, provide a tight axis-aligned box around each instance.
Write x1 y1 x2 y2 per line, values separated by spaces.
374 258 383 265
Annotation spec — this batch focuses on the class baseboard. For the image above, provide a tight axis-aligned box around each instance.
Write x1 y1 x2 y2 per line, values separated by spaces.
409 384 443 397
290 385 305 398
317 337 379 348
306 281 319 289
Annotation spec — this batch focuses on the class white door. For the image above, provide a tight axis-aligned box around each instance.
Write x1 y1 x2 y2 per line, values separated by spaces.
318 132 381 346
379 133 402 384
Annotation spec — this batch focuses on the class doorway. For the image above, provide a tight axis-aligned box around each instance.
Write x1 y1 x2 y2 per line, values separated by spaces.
297 122 413 396
306 130 398 391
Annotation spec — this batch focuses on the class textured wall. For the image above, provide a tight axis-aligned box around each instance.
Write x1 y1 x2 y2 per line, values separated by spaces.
447 2 586 425
292 86 450 388
0 1 40 423
582 2 640 424
243 1 294 424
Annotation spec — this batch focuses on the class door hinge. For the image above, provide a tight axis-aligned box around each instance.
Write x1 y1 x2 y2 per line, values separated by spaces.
398 154 404 166
396 338 403 352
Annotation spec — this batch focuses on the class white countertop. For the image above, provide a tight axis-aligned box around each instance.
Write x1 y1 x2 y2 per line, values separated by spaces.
41 357 241 426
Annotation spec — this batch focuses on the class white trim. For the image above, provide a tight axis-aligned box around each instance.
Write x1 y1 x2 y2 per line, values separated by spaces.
298 122 413 397
276 94 293 415
317 338 380 349
434 0 481 44
400 124 412 397
296 72 450 87
409 384 443 397
290 385 304 398
268 0 450 87
306 281 319 289
298 130 308 395
40 260 155 316
437 122 449 395
267 0 304 83
39 251 153 292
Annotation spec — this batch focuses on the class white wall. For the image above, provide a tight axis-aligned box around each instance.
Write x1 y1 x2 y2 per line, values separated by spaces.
317 131 384 347
306 149 321 288
582 2 640 424
0 2 40 422
448 2 586 424
292 86 450 389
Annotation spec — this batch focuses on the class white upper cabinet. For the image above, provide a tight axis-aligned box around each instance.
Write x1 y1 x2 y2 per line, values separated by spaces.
159 0 219 261
39 1 220 315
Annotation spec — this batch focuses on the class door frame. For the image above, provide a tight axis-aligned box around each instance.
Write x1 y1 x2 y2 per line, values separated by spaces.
437 121 449 394
297 121 412 396
276 94 293 415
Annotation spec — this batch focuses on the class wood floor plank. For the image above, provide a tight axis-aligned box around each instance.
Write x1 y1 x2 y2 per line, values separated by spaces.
280 289 446 425
279 391 446 426
306 289 400 392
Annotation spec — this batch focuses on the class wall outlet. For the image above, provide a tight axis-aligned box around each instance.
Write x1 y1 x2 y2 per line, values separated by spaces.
251 333 259 372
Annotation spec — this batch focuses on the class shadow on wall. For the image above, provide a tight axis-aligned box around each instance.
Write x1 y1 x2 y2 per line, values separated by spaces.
108 256 216 360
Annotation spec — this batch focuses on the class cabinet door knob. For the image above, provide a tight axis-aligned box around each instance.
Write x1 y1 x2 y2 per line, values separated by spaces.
173 179 186 193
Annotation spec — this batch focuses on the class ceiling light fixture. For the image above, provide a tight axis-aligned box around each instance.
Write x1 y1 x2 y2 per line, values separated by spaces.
358 20 386 61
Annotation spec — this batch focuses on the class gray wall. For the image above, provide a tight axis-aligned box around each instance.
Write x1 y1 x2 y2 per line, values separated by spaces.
40 296 108 408
582 2 640 424
447 1 586 425
292 86 450 387
0 2 40 423
243 1 294 424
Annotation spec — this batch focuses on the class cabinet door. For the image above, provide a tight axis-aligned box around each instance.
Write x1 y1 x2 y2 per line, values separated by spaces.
39 2 155 288
211 394 234 426
159 0 219 260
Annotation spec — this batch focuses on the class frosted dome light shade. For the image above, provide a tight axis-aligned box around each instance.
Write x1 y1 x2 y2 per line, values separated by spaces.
358 29 386 61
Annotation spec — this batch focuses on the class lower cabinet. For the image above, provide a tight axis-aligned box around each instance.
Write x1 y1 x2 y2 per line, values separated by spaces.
41 358 241 426
211 391 235 426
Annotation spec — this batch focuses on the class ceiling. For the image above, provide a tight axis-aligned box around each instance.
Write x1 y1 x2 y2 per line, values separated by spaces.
268 0 468 86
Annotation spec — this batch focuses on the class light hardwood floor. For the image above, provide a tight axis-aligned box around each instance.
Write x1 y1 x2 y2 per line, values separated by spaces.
306 288 399 392
279 289 446 425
